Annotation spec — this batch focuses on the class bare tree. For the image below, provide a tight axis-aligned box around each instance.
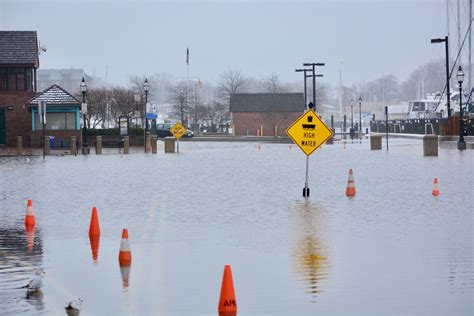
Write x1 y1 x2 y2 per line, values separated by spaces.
109 87 136 120
170 81 189 124
259 73 288 93
217 69 248 103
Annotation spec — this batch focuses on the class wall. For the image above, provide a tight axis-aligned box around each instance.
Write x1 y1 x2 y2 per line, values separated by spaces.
232 111 301 137
0 91 36 146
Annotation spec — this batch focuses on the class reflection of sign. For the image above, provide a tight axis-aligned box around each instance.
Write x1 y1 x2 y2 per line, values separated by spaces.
286 109 333 156
119 116 129 136
145 113 157 119
170 122 187 139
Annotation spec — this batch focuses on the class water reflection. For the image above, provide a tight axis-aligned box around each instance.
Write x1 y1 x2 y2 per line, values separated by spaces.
291 201 329 301
0 226 44 314
120 266 131 289
89 235 100 262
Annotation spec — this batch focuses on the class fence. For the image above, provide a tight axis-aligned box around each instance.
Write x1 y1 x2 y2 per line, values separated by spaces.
370 116 474 136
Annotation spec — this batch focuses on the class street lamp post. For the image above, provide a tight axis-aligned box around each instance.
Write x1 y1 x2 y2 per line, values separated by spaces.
456 66 466 150
80 77 89 155
431 36 451 117
144 78 149 153
303 62 325 112
295 68 312 109
358 96 362 142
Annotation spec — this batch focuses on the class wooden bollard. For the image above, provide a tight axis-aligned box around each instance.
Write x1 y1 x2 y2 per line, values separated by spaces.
370 134 382 150
164 137 176 153
423 135 438 156
145 132 152 153
96 136 102 154
70 136 77 155
123 136 130 154
44 136 50 155
151 135 157 154
16 136 23 155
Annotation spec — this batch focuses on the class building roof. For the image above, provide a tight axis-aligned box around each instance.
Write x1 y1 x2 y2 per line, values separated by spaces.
28 84 80 107
230 93 304 112
0 31 39 66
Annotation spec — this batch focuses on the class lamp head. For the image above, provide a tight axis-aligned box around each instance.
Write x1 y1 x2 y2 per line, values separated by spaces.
80 77 87 93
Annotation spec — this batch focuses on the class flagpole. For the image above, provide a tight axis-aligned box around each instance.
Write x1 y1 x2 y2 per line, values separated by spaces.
186 47 189 127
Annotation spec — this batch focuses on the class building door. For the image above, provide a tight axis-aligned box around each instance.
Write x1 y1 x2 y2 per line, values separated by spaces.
0 109 5 145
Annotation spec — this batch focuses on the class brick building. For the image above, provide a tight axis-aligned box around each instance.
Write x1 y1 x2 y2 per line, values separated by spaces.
0 31 80 147
230 93 304 137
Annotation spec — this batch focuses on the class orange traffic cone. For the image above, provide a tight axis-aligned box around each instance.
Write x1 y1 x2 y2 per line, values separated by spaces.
345 169 356 197
89 207 100 237
432 178 440 196
24 199 35 228
118 229 132 267
218 265 237 315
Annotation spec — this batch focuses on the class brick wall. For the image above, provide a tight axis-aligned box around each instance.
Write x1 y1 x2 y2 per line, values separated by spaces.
232 112 301 137
0 91 36 146
0 91 81 147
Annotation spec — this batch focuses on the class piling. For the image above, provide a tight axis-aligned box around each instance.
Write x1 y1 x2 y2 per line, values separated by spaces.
44 136 50 155
16 136 23 155
423 135 438 157
145 132 152 153
96 136 102 154
164 136 176 153
151 136 157 154
123 136 130 154
70 136 77 155
370 134 382 150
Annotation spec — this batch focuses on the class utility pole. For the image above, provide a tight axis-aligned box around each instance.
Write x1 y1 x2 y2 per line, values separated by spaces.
295 68 312 109
303 62 325 112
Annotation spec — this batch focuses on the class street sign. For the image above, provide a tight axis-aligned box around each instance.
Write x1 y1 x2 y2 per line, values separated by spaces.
170 122 187 139
145 113 157 119
286 109 333 156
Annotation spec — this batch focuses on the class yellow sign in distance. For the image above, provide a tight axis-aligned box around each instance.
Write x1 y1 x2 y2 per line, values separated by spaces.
286 109 333 156
170 122 187 139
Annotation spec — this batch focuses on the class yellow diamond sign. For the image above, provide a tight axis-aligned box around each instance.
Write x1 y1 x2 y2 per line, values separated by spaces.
286 109 333 156
170 122 187 139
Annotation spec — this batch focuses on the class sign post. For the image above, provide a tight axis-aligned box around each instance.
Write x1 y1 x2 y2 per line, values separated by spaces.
170 122 187 153
38 101 47 160
287 109 333 197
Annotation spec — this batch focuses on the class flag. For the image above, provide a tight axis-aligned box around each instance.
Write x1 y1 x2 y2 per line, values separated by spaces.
186 47 189 65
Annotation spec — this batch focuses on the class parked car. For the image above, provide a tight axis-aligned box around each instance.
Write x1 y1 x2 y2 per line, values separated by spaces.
156 123 173 138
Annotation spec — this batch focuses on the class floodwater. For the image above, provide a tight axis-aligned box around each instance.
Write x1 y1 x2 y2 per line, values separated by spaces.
0 139 473 315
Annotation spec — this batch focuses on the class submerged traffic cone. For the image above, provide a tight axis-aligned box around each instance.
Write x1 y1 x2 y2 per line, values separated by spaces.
432 178 440 196
118 229 132 267
24 199 35 228
120 266 131 288
89 207 100 237
218 265 237 315
25 226 35 253
345 169 356 197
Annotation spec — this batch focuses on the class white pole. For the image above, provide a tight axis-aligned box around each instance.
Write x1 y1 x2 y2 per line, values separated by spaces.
457 0 462 64
469 0 472 91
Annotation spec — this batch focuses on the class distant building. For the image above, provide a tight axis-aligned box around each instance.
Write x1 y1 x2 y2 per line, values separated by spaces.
230 93 304 137
0 31 80 147
37 68 87 94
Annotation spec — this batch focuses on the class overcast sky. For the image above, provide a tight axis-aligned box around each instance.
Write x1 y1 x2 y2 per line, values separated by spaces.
0 0 465 87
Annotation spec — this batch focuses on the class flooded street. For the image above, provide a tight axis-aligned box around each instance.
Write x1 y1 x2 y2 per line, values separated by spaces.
0 140 473 315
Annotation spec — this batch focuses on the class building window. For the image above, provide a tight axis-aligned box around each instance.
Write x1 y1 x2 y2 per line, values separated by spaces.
0 67 33 91
34 112 77 130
